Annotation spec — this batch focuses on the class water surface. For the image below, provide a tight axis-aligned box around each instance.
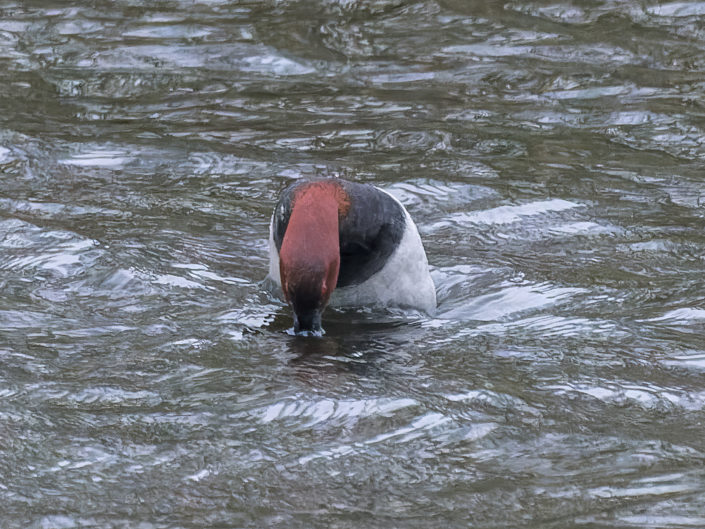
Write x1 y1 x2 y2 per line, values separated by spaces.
2 1 705 527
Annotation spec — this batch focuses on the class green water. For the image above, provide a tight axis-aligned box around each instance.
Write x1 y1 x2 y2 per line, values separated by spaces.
1 1 705 527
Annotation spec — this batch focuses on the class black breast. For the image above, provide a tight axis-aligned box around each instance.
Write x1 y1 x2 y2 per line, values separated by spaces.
336 180 405 287
271 178 406 288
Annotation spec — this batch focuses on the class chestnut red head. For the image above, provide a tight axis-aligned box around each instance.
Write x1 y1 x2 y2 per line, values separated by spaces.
278 181 349 334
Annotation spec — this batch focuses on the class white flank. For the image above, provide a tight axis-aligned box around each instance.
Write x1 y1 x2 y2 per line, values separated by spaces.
267 215 281 286
330 189 436 313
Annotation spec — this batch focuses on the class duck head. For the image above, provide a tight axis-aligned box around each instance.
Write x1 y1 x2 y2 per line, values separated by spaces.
279 181 348 334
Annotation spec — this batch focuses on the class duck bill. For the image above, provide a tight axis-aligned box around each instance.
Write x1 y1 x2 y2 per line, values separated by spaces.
293 307 323 335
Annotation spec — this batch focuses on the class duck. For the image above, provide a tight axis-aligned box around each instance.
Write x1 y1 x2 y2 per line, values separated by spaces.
268 177 436 334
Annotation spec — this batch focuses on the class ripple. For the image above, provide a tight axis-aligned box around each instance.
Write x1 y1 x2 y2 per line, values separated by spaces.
122 24 214 40
649 308 705 324
297 411 469 465
546 381 705 412
499 314 617 338
440 281 585 322
60 387 162 407
445 389 540 417
51 325 136 339
427 198 585 232
0 198 127 221
375 129 452 153
0 310 57 330
647 2 705 17
365 411 451 444
260 396 418 427
589 473 700 499
0 219 102 277
0 145 12 163
615 515 705 528
217 304 278 336
442 42 638 66
59 149 132 168
76 43 316 75
94 268 148 295
662 350 705 371
153 273 209 290
385 179 499 212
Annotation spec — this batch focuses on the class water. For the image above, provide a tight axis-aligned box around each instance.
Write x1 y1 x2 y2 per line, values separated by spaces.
1 1 705 527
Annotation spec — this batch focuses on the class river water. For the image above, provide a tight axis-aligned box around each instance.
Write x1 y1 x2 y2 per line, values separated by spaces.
2 1 705 527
